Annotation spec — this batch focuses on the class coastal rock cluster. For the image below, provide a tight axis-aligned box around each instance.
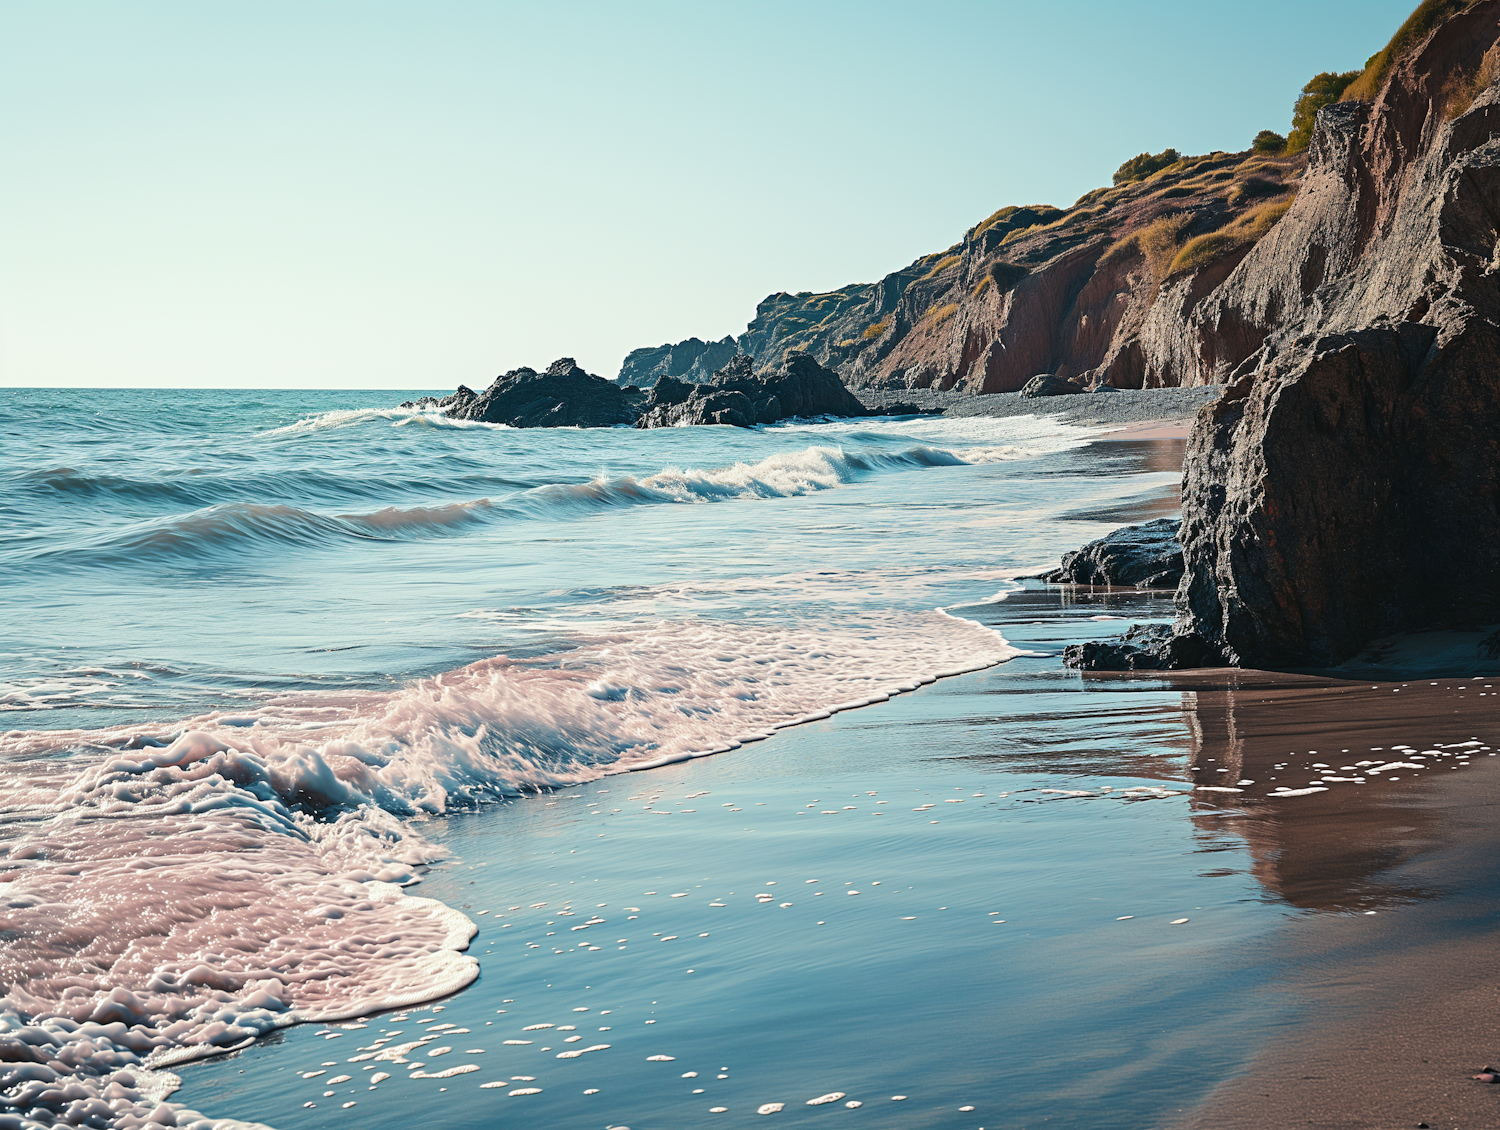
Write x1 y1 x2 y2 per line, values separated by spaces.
634 354 867 428
403 352 868 430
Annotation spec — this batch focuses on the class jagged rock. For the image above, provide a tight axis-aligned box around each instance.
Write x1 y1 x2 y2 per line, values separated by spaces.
617 335 739 387
1020 374 1086 398
1063 624 1217 670
402 385 477 411
1083 6 1500 670
1037 518 1183 588
880 401 944 415
440 385 476 411
448 359 634 428
636 353 867 429
1178 320 1500 667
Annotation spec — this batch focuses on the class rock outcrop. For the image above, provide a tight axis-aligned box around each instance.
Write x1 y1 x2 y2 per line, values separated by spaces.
618 335 739 388
1020 374 1086 398
401 386 476 412
1037 518 1184 589
636 353 867 428
1071 2 1500 670
448 359 636 428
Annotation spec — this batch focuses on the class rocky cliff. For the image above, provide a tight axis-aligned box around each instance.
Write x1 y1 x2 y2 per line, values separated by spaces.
1078 0 1500 669
621 154 1309 392
618 335 739 388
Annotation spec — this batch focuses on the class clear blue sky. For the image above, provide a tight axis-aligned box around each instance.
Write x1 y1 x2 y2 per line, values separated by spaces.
1 0 1415 388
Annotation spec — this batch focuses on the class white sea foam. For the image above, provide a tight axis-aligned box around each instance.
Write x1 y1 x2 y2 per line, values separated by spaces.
0 610 1012 1127
257 405 514 438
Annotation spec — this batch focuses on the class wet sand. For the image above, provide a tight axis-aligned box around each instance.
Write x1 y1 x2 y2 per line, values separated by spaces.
1156 674 1500 1130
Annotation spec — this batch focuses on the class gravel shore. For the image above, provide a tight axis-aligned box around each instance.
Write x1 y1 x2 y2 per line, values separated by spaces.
856 385 1221 428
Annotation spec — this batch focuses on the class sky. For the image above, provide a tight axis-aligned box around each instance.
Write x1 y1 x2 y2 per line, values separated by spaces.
1 0 1417 388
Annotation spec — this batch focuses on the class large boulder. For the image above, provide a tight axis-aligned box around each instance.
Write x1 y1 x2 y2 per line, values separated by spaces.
449 359 635 428
1174 321 1500 667
1020 374 1085 398
1037 518 1183 589
637 352 867 429
1080 7 1500 670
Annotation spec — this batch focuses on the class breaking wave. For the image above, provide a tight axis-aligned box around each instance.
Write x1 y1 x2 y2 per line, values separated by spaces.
0 611 1013 1127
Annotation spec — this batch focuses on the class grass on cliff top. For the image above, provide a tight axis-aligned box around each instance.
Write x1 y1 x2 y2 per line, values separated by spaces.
1342 0 1480 103
1444 42 1500 117
1101 213 1192 278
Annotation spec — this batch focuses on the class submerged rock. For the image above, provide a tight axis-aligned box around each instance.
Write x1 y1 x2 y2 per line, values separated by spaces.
448 359 635 428
400 385 476 411
636 353 866 429
1037 518 1183 589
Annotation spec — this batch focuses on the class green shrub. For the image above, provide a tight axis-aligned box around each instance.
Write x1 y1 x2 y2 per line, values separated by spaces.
1252 129 1287 154
989 262 1030 290
1113 148 1181 186
1287 71 1362 152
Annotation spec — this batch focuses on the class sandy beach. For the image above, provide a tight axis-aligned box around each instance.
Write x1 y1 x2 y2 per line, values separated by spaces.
1161 675 1500 1130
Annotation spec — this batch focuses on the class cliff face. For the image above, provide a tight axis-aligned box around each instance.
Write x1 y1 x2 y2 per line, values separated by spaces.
621 154 1308 392
618 335 738 388
1173 2 1500 667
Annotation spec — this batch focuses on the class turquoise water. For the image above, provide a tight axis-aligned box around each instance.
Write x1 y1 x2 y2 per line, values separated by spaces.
0 389 1289 1129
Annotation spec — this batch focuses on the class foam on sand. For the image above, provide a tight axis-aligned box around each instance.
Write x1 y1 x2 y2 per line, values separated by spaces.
0 610 1011 1128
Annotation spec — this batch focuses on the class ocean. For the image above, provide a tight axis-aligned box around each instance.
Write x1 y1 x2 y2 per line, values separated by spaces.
1 388 1293 1129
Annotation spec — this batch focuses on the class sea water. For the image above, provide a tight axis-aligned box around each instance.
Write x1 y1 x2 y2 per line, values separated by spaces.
0 389 1285 1129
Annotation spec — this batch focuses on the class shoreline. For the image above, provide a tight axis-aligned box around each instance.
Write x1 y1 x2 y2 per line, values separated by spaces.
855 383 1219 431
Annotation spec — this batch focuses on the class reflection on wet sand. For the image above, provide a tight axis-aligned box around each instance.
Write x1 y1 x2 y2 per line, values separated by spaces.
971 584 1498 916
1174 675 1496 912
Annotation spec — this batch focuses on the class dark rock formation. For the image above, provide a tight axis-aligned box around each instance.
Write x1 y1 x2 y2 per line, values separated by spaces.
636 353 867 429
448 359 635 429
1088 3 1500 669
618 336 739 388
1037 518 1183 589
1020 374 1085 398
400 385 475 411
1063 624 1216 671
